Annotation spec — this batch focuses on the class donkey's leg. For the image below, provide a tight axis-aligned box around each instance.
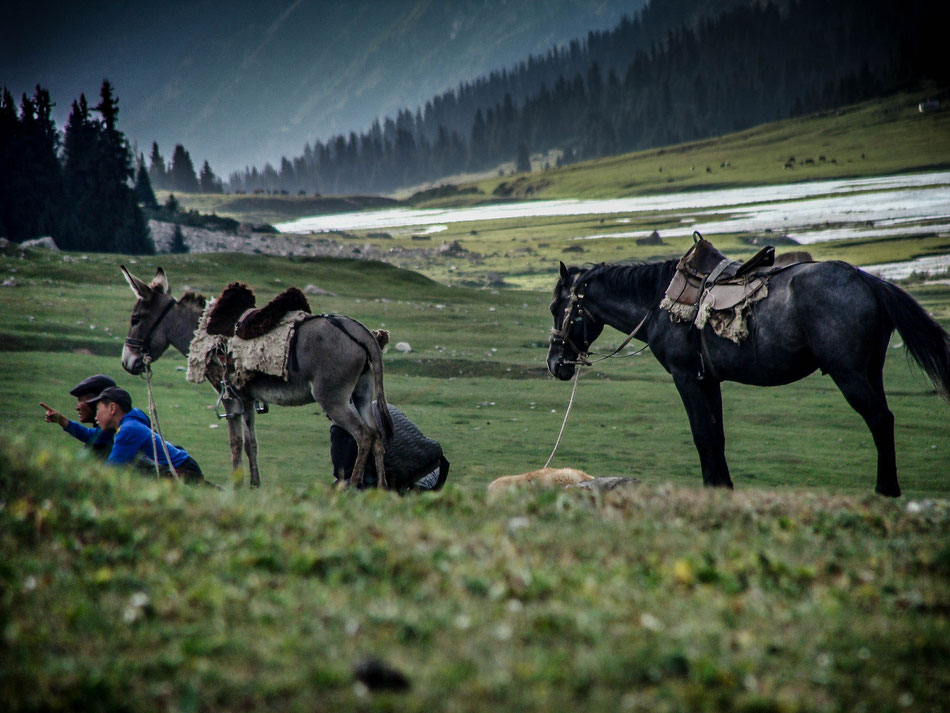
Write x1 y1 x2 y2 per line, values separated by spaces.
321 394 372 487
241 400 262 488
352 371 388 489
671 370 733 488
225 402 245 488
828 368 899 497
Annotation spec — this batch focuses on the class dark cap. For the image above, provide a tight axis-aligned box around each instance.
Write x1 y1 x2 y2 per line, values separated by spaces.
87 386 133 413
69 374 116 398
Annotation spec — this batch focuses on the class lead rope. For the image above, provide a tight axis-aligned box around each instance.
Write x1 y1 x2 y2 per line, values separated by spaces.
543 365 583 468
142 354 181 482
544 303 655 468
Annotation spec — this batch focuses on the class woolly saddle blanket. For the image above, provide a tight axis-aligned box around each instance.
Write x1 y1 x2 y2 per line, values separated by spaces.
187 286 312 388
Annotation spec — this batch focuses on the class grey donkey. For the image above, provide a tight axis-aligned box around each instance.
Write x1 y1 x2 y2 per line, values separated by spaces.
119 266 394 488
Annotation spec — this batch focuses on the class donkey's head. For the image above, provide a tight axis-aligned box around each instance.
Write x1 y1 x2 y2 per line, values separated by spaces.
120 265 176 374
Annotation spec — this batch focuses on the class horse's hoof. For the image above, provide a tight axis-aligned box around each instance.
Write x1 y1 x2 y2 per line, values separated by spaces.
875 484 901 498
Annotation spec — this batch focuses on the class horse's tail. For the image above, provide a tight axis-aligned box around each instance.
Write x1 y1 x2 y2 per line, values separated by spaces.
858 270 950 400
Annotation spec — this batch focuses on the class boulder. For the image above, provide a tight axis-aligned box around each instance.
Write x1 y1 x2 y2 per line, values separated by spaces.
566 476 642 493
303 284 337 296
22 236 59 251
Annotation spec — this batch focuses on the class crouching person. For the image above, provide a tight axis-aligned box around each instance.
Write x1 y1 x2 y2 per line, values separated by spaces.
87 386 207 485
331 403 449 492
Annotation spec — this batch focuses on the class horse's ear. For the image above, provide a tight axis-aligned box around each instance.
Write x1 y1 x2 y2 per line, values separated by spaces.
150 267 169 295
559 261 570 283
121 265 150 300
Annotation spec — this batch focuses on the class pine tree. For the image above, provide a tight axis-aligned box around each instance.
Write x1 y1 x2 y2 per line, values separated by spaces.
93 80 153 254
198 160 220 193
61 94 100 250
164 193 180 213
169 223 188 253
169 144 199 192
61 82 152 254
0 86 64 242
134 154 158 208
148 142 167 190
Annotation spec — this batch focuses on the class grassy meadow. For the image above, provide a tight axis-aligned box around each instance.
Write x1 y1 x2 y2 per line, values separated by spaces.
3 91 950 711
1 244 949 712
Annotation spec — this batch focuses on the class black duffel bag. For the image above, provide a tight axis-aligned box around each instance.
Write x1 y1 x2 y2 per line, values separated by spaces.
330 402 449 492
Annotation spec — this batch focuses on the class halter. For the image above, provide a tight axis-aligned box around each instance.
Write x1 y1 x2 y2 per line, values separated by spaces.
125 298 176 357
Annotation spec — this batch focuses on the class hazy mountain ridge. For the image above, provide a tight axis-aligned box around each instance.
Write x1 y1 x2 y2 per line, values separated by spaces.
3 0 646 175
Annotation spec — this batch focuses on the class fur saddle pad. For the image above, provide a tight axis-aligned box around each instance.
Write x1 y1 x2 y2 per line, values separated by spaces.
187 285 313 386
660 241 773 344
227 309 311 387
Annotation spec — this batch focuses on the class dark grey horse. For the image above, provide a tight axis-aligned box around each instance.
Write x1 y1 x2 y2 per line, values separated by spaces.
548 260 950 496
120 266 393 488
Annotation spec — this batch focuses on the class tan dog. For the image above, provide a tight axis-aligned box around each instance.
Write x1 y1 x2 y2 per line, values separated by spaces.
487 467 594 500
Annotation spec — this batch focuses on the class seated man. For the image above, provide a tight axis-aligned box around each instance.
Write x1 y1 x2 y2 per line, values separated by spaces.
330 402 449 492
41 374 117 459
87 386 206 484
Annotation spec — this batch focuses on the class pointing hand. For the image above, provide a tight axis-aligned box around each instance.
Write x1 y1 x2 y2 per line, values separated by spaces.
40 402 68 428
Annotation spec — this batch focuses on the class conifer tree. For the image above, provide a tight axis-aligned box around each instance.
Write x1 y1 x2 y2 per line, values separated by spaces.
169 144 199 192
0 86 64 242
134 154 158 208
169 223 188 253
61 82 152 253
148 142 167 190
198 160 221 193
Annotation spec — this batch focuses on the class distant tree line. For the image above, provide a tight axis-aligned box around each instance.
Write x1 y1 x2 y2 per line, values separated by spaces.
147 141 223 194
0 80 153 252
230 0 949 195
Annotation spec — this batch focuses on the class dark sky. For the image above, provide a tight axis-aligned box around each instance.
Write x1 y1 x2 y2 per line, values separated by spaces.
2 1 643 176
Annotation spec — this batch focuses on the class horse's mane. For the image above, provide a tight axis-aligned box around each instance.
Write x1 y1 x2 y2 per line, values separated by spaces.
568 261 676 304
178 291 207 315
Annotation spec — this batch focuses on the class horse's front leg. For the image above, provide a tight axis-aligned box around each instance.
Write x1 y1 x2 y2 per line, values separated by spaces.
241 401 261 488
671 369 733 488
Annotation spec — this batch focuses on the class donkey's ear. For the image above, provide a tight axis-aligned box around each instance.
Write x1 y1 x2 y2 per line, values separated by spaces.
559 261 570 283
121 265 150 300
149 267 169 294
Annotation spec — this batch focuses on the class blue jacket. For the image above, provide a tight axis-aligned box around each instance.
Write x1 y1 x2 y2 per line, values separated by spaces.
64 421 115 457
107 408 191 468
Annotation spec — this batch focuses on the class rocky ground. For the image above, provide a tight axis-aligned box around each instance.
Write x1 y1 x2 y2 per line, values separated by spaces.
148 219 480 266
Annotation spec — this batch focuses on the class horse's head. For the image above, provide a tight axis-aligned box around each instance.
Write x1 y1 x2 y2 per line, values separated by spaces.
120 265 176 375
547 261 604 380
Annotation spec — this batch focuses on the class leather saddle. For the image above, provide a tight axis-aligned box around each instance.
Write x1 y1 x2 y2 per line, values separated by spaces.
205 283 312 339
663 236 774 315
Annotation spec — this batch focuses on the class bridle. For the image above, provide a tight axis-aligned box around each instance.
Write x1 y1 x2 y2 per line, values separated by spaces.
551 279 655 367
550 281 595 365
125 298 176 358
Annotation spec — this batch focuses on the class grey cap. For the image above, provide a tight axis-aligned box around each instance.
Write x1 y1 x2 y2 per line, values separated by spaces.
69 374 116 398
87 386 133 413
